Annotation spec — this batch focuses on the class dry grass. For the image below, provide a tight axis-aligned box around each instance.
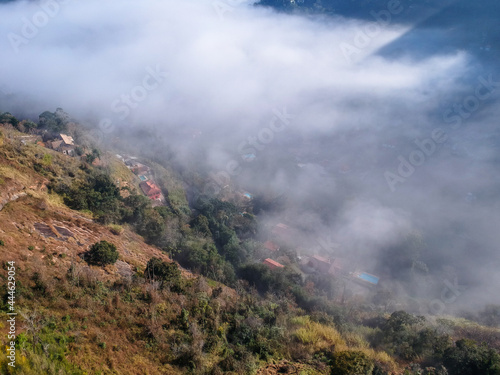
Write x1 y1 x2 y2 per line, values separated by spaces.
0 165 33 186
292 316 346 352
290 316 397 371
108 224 124 235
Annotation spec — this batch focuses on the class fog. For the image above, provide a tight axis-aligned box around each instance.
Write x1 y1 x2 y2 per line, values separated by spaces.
1 0 499 313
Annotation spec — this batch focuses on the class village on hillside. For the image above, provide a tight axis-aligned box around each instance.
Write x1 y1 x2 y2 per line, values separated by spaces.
116 154 167 206
12 122 168 207
260 221 381 297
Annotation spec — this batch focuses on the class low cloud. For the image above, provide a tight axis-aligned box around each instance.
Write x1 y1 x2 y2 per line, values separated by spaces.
1 0 499 310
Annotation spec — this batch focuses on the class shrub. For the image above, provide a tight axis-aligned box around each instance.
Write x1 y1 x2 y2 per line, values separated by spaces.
108 224 124 235
331 351 374 375
0 240 4 246
42 153 53 166
86 241 119 266
443 339 500 375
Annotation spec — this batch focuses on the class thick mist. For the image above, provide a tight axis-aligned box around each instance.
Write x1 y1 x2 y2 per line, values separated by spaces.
1 0 499 313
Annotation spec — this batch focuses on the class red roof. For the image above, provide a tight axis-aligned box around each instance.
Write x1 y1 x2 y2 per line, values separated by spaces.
264 241 280 252
140 181 161 199
263 258 284 269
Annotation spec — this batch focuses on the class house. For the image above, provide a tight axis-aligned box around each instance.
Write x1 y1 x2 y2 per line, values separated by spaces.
299 256 316 274
308 255 345 276
328 258 343 276
264 241 280 252
263 258 284 270
309 255 331 273
49 134 75 156
139 181 162 200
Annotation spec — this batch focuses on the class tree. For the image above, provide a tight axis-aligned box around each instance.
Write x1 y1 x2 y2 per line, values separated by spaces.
238 263 272 293
38 109 68 133
190 214 212 237
144 257 182 289
23 120 37 132
86 241 119 266
136 208 165 243
0 112 19 130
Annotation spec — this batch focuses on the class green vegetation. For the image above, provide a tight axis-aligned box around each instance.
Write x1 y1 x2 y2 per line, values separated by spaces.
108 224 124 235
85 240 119 266
0 112 19 128
443 339 500 375
379 311 451 362
144 257 182 290
85 148 100 164
331 351 374 375
0 315 86 375
61 172 121 224
38 108 69 133
239 263 301 294
42 153 52 166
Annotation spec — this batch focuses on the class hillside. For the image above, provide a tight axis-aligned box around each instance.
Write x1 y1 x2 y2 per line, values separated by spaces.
0 114 500 375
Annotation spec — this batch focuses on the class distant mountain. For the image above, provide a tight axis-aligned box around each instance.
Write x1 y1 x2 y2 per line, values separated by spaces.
257 0 500 69
376 0 500 66
256 0 454 24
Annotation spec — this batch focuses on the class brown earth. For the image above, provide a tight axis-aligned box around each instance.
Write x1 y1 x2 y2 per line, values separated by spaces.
0 192 191 283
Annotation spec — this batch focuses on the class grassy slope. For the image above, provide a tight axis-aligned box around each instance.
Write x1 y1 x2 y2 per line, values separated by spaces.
0 130 185 373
